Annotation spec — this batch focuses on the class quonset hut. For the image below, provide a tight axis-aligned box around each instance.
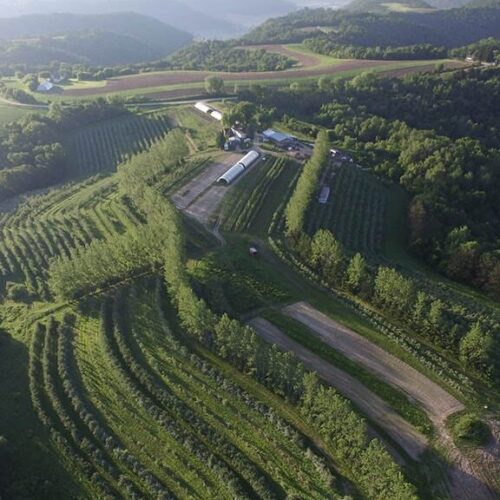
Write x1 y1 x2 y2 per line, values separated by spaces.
217 150 260 185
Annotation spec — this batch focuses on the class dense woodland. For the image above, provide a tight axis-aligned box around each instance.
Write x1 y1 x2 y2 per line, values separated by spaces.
243 5 500 48
167 41 294 72
303 40 448 60
450 37 500 62
241 66 500 301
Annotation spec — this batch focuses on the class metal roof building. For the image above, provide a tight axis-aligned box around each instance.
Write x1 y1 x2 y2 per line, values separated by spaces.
211 110 223 121
262 129 295 145
37 80 54 92
218 164 246 185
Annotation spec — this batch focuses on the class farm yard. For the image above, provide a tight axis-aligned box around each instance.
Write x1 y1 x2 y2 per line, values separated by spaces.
171 153 242 224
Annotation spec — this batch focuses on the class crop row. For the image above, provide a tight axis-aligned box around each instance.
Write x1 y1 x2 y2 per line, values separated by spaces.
1 198 142 298
68 112 171 175
29 321 121 498
144 280 335 496
223 157 286 232
100 296 256 499
86 279 336 498
307 165 386 255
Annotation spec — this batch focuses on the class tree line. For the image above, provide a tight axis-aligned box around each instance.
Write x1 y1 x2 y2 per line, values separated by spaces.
304 39 448 60
284 130 330 235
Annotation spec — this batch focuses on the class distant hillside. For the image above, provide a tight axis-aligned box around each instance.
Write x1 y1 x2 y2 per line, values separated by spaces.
243 4 500 47
464 0 500 7
0 12 192 56
181 0 296 27
0 0 243 38
0 30 177 67
347 0 435 12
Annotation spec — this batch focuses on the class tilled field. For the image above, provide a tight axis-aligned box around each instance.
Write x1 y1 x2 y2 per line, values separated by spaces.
249 317 428 461
64 58 461 97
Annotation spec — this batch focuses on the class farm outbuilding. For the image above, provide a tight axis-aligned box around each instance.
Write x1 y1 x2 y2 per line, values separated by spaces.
217 150 260 185
195 101 213 114
218 164 246 185
262 129 296 147
211 110 223 121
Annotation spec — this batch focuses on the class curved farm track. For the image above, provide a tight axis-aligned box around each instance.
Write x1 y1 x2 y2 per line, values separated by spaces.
278 302 499 499
64 55 466 98
249 317 428 461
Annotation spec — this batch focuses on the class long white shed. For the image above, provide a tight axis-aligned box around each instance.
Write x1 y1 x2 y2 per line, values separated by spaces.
217 150 260 185
195 101 213 114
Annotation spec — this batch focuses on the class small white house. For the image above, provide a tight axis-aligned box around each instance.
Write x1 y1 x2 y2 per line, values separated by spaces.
37 80 54 92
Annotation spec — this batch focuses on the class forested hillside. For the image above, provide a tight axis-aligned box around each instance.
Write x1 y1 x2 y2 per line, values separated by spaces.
0 12 192 66
346 0 435 13
0 30 184 67
243 4 500 48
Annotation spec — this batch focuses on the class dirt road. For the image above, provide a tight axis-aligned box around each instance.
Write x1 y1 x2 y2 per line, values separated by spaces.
283 302 464 423
172 153 262 225
249 317 428 461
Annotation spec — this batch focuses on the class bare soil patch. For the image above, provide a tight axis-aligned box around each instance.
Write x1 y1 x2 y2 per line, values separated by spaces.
249 317 428 460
